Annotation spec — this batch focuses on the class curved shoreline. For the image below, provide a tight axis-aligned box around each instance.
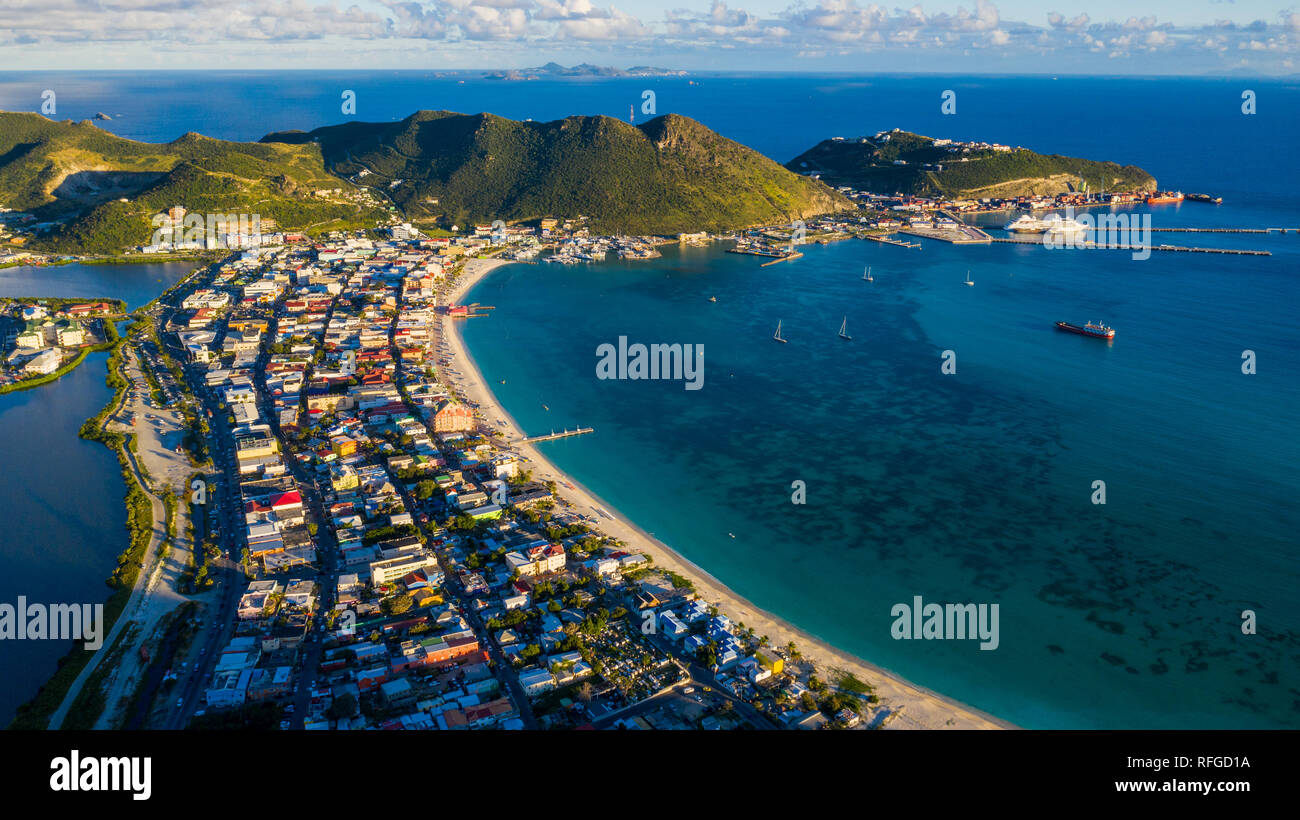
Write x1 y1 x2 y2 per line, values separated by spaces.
443 256 1014 730
0 347 92 394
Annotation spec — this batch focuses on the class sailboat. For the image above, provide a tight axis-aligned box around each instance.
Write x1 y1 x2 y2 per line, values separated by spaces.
863 266 872 282
838 317 852 341
964 270 974 286
773 320 787 344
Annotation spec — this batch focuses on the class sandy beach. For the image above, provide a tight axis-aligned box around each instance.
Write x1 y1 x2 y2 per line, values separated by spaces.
438 256 1012 730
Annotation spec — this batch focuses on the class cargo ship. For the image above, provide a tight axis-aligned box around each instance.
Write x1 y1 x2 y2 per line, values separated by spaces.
1055 320 1115 339
1186 193 1223 204
1145 191 1184 204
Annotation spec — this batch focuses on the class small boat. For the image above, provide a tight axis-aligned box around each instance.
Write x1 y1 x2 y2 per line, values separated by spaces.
773 320 787 344
863 266 872 282
498 380 506 385
964 270 974 286
838 317 851 341
708 296 717 302
542 404 550 411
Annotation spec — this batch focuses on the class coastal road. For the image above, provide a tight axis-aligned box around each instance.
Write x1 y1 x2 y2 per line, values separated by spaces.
159 360 250 729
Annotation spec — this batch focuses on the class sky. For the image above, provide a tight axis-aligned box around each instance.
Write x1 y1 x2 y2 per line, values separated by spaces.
2 0 1299 74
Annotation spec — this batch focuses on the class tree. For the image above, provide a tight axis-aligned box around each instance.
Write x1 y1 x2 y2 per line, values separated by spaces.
577 682 594 703
381 591 414 615
415 480 437 501
327 693 357 721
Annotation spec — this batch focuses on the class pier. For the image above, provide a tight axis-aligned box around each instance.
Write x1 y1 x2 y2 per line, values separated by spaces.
760 251 803 266
1147 227 1296 234
866 234 922 249
901 226 992 244
901 214 992 245
523 427 595 443
989 237 1271 255
728 246 803 265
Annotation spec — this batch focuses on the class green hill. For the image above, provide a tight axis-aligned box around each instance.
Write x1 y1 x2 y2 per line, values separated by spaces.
786 130 1156 199
262 111 850 234
0 112 388 254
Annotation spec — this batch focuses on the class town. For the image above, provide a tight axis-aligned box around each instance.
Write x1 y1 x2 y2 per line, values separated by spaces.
77 221 890 732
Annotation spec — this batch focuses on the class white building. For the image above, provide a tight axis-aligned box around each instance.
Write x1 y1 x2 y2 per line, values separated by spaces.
23 348 61 375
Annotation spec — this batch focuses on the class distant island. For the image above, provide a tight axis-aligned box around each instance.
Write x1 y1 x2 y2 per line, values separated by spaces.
484 63 687 80
787 129 1156 199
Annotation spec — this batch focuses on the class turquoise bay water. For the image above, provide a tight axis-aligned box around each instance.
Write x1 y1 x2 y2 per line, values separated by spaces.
1 72 1298 727
463 224 1300 729
0 262 187 723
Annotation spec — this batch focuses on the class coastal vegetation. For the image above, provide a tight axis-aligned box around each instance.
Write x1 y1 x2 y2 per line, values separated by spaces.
9 319 153 729
263 111 851 234
786 130 1156 198
0 111 389 254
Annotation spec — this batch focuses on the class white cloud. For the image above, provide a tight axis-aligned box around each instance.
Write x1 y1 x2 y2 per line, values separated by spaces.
0 0 1298 72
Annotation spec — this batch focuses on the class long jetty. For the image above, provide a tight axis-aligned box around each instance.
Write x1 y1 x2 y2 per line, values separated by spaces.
1147 227 1296 234
760 251 803 267
988 237 1271 255
523 427 594 443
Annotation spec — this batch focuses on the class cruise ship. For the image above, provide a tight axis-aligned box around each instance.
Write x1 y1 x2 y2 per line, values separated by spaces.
1004 214 1053 232
1006 214 1089 235
1041 214 1089 236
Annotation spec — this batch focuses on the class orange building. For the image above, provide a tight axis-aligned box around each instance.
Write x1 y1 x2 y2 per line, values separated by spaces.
433 402 474 433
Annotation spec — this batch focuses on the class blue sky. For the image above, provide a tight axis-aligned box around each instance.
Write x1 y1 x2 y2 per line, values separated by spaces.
1 1 1298 74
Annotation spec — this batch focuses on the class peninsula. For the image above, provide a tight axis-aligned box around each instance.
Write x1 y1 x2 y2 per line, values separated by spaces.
787 128 1156 199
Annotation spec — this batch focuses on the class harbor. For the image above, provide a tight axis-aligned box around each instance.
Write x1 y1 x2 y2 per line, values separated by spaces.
899 214 993 245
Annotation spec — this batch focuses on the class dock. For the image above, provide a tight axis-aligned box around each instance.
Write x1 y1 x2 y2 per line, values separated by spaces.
989 237 1271 255
1147 227 1296 234
727 246 803 265
866 235 921 249
900 214 992 245
523 427 594 443
760 251 803 267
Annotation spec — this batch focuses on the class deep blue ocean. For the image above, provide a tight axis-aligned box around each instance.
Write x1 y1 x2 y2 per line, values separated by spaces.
0 72 1296 727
